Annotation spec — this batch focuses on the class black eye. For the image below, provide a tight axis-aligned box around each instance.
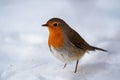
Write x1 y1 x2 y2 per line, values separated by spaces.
53 23 58 26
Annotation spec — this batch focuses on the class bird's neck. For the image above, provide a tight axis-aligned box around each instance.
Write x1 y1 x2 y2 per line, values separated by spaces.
48 27 64 49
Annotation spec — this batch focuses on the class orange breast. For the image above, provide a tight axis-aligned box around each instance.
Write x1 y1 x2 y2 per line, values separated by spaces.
48 27 64 49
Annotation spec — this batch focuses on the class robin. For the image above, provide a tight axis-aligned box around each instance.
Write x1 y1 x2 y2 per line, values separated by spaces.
42 18 107 73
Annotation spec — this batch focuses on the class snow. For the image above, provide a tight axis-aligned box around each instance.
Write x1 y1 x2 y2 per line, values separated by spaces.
0 0 120 80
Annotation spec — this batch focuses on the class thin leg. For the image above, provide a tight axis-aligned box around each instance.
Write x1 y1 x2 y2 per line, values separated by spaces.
63 64 67 69
74 60 79 73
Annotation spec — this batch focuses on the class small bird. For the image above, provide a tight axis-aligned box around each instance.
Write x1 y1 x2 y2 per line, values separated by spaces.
42 18 107 73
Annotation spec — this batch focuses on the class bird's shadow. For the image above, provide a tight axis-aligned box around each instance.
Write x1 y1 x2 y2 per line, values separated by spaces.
80 62 107 74
71 62 108 80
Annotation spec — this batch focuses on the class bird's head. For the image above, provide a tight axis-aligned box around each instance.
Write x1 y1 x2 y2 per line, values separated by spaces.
42 18 69 32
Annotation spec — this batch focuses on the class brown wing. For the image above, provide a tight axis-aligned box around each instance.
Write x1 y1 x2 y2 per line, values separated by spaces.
66 27 91 51
66 27 107 52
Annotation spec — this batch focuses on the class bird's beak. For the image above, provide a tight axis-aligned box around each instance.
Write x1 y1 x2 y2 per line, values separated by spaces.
42 24 48 27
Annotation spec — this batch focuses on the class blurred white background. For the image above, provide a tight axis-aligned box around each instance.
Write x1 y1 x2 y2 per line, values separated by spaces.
0 0 120 80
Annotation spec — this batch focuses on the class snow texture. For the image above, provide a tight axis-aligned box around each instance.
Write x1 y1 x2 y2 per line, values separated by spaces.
0 0 120 80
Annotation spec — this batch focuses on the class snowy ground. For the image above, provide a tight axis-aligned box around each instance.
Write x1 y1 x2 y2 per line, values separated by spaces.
0 0 120 80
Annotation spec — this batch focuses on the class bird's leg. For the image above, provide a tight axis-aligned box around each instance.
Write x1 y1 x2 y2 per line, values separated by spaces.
74 60 79 73
63 64 67 69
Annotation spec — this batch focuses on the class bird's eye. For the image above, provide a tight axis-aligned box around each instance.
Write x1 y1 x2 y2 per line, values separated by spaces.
53 23 58 26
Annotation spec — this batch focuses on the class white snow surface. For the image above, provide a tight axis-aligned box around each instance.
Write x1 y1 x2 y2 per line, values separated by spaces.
0 0 120 80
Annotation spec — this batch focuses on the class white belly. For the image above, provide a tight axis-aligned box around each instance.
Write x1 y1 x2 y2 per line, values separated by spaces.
50 46 85 63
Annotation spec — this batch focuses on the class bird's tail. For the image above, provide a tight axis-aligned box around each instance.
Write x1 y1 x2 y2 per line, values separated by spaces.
89 46 107 52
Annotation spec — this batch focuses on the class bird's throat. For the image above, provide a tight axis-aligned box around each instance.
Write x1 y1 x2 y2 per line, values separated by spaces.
48 27 64 49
